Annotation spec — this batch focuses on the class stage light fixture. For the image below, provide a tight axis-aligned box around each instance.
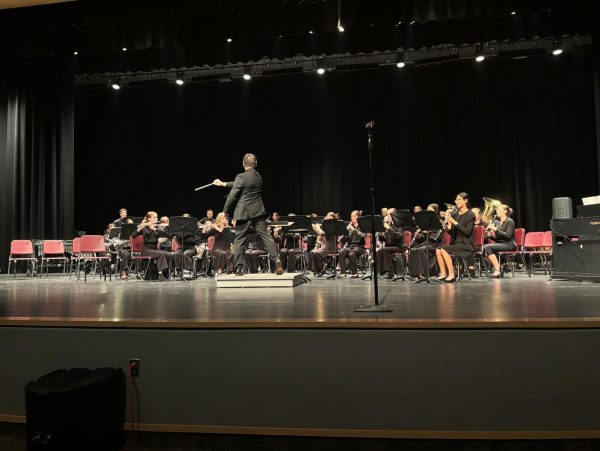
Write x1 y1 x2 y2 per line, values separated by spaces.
396 51 406 68
122 47 127 52
316 59 326 75
226 38 232 43
409 20 416 25
475 45 486 62
511 11 516 15
175 72 184 85
242 67 252 80
111 81 121 90
73 51 78 55
308 30 314 35
552 40 563 55
336 0 344 32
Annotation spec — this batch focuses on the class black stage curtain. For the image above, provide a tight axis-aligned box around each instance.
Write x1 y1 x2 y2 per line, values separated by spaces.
0 80 74 272
75 49 598 234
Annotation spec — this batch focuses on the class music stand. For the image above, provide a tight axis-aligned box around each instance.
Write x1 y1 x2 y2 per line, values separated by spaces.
169 216 199 280
108 227 121 239
222 228 236 245
321 219 348 279
389 209 416 281
357 216 385 281
286 215 312 282
128 216 144 225
119 223 137 240
413 210 443 284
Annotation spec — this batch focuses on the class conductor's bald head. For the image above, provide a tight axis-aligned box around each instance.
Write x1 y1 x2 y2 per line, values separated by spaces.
243 153 257 168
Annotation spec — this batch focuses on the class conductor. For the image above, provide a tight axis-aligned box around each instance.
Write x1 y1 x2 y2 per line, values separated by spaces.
213 153 283 276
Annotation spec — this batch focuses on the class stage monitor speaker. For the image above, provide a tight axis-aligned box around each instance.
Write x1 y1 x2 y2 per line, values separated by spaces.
25 368 125 451
552 197 573 219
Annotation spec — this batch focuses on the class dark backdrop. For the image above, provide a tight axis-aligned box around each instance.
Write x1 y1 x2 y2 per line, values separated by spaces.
0 79 74 271
74 50 598 233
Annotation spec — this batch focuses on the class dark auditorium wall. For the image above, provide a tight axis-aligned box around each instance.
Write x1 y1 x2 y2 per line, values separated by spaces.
75 49 598 233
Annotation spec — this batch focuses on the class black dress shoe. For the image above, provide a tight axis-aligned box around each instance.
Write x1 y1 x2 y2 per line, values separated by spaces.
235 269 244 276
275 259 284 275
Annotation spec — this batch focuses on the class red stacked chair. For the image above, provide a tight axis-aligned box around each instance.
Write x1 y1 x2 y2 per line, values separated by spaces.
7 240 37 279
68 237 81 278
521 232 544 277
40 240 68 278
497 228 526 277
77 235 112 282
205 236 216 277
472 225 487 277
130 235 157 280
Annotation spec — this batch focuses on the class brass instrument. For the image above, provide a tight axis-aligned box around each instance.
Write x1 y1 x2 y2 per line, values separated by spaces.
444 203 457 215
443 203 457 229
481 197 501 226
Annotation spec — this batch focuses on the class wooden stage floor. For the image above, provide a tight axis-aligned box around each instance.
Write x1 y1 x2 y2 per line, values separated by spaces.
1 273 598 329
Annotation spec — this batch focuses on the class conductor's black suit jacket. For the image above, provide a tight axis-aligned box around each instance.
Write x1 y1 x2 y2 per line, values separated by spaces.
223 168 268 221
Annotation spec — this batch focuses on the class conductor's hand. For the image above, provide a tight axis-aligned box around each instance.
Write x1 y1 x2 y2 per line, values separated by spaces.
212 179 226 187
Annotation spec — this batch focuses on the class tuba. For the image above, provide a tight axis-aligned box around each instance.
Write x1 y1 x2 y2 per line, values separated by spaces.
481 197 502 225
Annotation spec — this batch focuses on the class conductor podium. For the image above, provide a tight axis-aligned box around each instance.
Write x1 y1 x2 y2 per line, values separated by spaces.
25 368 125 450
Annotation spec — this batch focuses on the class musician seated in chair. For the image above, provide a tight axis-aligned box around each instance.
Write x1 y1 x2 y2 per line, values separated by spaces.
173 214 198 280
481 204 516 278
408 203 443 280
375 208 403 279
244 232 267 273
131 211 173 282
436 192 475 283
204 212 235 275
308 212 336 276
338 210 366 278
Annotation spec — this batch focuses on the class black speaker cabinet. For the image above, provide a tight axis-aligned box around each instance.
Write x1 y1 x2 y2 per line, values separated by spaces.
552 197 573 219
25 368 125 451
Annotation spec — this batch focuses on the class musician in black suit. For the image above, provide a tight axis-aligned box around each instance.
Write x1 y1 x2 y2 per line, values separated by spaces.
113 208 133 226
213 153 282 275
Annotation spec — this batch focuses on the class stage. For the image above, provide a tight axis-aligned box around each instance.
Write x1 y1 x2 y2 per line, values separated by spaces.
2 274 600 439
0 274 599 328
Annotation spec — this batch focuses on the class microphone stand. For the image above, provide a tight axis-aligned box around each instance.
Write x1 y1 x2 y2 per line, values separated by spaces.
355 122 393 313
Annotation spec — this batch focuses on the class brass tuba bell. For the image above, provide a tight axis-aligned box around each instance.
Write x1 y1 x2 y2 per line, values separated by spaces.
481 197 502 225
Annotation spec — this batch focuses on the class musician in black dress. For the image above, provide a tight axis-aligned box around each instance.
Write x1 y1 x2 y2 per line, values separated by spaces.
408 203 443 280
481 204 516 278
338 210 366 278
309 212 336 276
172 221 200 280
435 192 475 283
205 212 235 275
278 231 300 273
375 208 404 278
130 211 173 281
244 231 267 273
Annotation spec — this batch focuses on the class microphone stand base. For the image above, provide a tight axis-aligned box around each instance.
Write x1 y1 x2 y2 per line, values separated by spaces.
354 305 394 313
